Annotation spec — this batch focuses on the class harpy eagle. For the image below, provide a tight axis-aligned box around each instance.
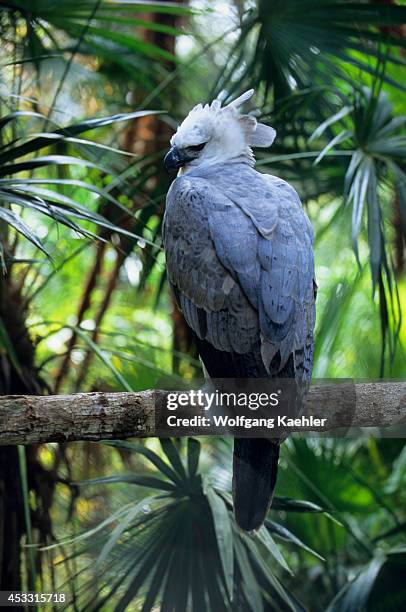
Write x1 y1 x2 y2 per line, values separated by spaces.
163 90 316 531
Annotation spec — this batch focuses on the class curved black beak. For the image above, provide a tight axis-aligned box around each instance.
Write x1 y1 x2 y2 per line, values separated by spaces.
164 145 193 173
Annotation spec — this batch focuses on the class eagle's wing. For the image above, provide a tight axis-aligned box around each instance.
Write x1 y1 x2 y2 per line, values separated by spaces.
163 173 315 379
258 174 315 381
163 175 259 357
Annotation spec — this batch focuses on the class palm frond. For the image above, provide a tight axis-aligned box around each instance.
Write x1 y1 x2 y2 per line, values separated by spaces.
50 438 329 610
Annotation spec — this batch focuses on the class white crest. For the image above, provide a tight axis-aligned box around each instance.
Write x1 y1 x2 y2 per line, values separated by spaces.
225 90 276 148
171 89 276 169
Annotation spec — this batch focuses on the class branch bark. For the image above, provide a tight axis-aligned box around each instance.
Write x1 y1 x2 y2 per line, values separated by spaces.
1 382 406 445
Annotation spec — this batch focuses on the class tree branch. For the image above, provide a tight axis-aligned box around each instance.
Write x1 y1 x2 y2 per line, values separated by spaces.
1 382 405 445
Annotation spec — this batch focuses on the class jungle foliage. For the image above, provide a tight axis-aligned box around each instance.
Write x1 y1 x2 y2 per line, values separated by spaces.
0 0 405 610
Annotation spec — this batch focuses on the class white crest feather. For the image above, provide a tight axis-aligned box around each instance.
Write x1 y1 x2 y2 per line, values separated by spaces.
190 103 203 114
250 123 276 148
227 89 255 109
237 114 276 149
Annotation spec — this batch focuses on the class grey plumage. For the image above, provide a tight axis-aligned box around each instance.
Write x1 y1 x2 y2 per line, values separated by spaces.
164 162 315 380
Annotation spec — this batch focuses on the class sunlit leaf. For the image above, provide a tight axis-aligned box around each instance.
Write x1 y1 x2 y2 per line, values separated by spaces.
0 207 50 256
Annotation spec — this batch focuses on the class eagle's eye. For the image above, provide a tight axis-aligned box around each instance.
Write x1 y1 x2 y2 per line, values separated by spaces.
188 143 206 152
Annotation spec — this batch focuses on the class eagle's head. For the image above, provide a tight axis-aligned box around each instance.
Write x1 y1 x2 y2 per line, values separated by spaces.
164 89 276 173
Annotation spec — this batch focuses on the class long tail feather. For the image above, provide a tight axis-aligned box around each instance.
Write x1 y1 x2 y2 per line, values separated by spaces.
193 336 281 531
233 438 279 532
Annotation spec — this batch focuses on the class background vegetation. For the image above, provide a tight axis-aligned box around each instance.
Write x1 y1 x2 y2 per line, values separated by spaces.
0 0 405 610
